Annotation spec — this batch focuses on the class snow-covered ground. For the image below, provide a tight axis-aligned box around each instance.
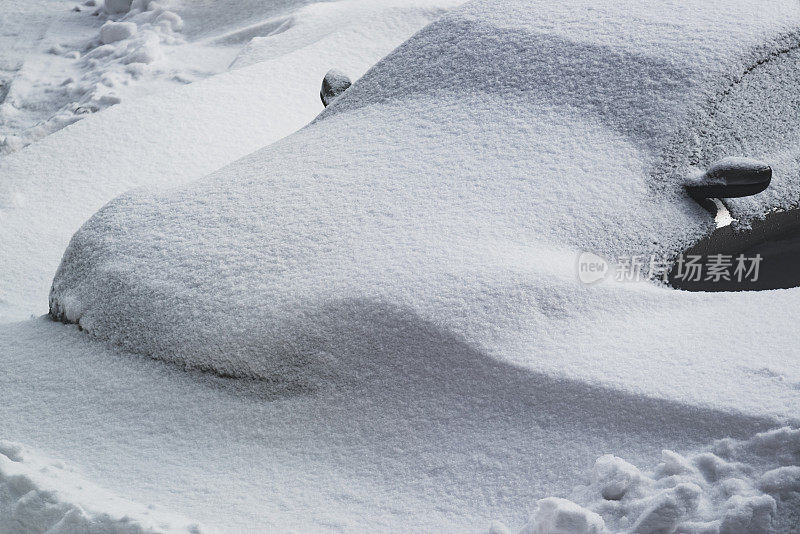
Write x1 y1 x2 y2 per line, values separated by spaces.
2 0 800 533
1 316 797 533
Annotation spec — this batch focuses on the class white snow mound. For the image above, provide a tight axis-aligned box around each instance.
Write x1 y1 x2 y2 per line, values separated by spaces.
519 498 604 534
0 440 209 534
99 22 137 45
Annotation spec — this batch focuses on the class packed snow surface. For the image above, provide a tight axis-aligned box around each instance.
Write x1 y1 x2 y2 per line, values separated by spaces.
5 0 800 531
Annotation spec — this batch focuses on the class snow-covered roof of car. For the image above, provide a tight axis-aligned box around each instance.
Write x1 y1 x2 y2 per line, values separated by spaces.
328 0 800 139
327 0 800 219
50 0 800 415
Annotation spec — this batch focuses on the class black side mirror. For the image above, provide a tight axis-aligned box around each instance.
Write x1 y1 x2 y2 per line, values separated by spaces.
320 69 352 107
686 157 772 200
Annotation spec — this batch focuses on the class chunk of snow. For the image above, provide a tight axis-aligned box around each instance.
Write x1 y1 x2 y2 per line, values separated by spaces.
658 450 697 478
692 453 751 483
630 483 702 533
520 498 604 534
714 427 800 465
719 494 776 534
154 11 183 32
757 466 800 494
121 38 163 64
99 21 137 44
593 454 642 500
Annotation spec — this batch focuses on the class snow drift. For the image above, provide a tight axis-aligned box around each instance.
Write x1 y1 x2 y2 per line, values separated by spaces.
0 440 208 534
0 316 791 532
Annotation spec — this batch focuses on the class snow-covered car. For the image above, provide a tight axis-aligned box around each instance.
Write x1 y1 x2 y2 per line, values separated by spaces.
44 0 800 530
50 0 800 366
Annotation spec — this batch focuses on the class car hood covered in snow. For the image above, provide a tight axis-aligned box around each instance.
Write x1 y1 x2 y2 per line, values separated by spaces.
49 0 800 408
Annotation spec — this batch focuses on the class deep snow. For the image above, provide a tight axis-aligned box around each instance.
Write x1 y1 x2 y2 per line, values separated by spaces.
0 440 207 533
0 0 458 322
4 0 800 532
0 318 795 532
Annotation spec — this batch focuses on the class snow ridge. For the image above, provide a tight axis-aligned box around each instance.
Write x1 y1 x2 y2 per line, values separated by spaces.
0 440 210 534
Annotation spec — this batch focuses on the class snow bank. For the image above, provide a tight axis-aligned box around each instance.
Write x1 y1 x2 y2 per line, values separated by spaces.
0 314 786 532
496 427 800 534
0 0 458 322
0 440 208 533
